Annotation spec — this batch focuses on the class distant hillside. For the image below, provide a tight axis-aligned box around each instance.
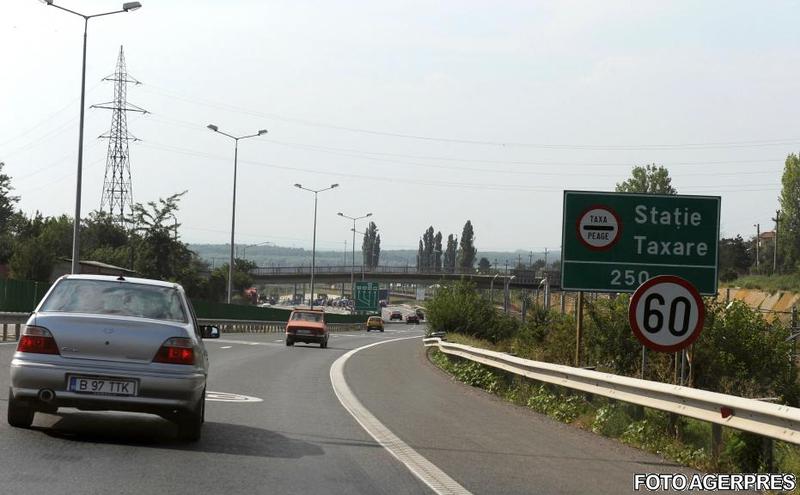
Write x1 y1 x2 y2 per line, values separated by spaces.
188 244 560 270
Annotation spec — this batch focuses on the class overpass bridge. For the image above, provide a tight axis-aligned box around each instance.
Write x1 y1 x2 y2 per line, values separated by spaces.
249 265 561 290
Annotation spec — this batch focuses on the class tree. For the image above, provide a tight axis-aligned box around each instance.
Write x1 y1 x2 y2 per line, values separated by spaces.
615 164 677 195
778 153 800 270
0 162 20 263
443 234 458 273
718 235 753 280
9 213 71 282
457 220 477 270
477 257 491 274
416 239 424 272
361 221 380 269
130 191 200 288
434 231 443 271
422 226 435 272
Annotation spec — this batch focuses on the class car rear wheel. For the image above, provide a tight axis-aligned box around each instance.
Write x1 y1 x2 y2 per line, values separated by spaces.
7 389 34 428
320 339 328 349
177 391 204 442
286 338 294 346
380 328 384 332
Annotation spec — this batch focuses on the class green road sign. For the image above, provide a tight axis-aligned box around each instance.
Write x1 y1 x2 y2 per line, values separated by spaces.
355 282 379 312
561 191 720 295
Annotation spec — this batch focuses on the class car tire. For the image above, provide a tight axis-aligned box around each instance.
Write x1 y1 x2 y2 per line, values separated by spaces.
177 392 204 442
7 389 34 428
286 338 294 346
380 329 384 332
320 339 328 349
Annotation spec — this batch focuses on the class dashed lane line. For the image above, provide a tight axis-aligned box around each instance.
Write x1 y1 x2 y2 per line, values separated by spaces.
330 337 472 495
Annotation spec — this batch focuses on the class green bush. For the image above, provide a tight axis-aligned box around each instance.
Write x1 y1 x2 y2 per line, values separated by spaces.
693 300 799 405
426 281 518 343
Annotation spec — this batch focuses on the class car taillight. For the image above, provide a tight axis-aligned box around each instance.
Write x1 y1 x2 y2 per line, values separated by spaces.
17 325 60 355
153 337 195 365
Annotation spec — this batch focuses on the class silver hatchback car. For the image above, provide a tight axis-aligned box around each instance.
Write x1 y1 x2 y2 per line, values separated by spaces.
8 274 219 441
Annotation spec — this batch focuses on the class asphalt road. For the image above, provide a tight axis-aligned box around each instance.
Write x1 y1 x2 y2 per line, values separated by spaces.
0 306 693 494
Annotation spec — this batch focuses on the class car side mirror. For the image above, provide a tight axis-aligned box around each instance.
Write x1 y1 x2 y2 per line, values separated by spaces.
200 325 220 339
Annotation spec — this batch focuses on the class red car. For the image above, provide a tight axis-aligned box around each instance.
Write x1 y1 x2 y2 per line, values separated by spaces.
406 314 419 324
285 309 328 348
389 310 403 321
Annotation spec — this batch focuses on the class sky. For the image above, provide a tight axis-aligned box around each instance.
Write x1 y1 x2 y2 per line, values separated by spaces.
1 1 798 254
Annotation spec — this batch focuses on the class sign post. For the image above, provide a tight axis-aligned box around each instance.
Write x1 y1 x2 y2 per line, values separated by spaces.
628 275 705 353
561 191 720 295
354 281 379 313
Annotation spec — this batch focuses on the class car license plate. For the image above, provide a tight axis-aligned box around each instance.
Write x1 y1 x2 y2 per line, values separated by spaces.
296 329 312 334
68 375 138 396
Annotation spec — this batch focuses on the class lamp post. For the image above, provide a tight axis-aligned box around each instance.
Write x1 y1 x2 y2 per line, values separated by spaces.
207 125 267 303
337 212 372 298
490 273 499 304
504 275 516 314
295 184 339 309
41 0 143 274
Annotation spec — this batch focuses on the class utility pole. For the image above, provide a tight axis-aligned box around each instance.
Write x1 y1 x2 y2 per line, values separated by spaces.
773 210 780 274
528 251 533 267
754 224 760 269
544 248 549 268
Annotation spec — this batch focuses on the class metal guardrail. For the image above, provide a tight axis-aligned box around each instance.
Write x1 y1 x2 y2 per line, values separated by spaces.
0 312 29 342
423 337 800 445
0 313 364 342
197 318 364 334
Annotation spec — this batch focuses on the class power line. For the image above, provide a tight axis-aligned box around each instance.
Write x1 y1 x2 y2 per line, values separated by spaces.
140 84 800 151
139 140 782 194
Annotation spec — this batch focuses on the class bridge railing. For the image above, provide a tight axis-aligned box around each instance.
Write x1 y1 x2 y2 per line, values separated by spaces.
249 265 558 283
424 337 800 449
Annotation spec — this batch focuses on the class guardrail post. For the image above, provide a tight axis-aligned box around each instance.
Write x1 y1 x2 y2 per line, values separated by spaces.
575 291 584 367
763 437 774 473
14 323 19 341
711 423 723 466
2 323 6 342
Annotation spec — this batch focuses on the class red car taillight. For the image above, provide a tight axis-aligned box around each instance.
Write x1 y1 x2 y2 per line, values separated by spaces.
17 325 60 355
153 337 195 365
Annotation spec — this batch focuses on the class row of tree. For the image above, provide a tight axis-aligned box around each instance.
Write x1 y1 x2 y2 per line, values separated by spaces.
416 220 477 272
0 163 255 302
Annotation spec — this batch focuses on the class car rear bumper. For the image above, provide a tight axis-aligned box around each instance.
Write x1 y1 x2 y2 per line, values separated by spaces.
10 357 205 415
286 332 327 343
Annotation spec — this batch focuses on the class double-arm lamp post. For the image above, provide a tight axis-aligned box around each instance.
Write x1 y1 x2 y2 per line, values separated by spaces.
207 125 268 303
337 212 372 297
41 0 143 274
295 184 339 309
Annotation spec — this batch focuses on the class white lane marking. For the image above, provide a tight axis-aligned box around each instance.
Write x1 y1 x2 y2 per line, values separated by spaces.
0 342 18 346
206 391 263 403
216 338 278 346
220 346 232 349
330 337 472 495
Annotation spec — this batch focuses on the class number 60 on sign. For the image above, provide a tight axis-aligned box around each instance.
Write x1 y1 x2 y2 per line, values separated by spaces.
628 275 705 353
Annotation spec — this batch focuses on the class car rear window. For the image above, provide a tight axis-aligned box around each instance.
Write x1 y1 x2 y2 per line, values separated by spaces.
39 279 187 323
291 312 323 322
368 317 380 322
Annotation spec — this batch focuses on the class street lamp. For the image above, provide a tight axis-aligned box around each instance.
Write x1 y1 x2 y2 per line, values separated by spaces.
207 124 268 303
41 0 143 274
295 183 339 309
504 275 516 314
337 211 372 299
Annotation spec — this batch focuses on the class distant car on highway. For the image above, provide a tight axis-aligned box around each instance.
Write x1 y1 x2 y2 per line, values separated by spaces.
379 300 388 308
415 309 425 321
366 316 384 332
406 313 420 324
8 274 217 441
389 310 403 321
285 308 329 348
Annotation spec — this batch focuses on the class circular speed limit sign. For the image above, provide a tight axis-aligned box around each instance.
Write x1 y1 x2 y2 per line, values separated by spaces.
628 275 705 352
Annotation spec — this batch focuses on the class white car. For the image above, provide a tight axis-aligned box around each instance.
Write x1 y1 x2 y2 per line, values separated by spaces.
8 274 219 441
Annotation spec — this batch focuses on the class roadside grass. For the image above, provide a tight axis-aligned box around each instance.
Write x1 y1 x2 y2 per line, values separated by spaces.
428 337 800 487
724 274 800 293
